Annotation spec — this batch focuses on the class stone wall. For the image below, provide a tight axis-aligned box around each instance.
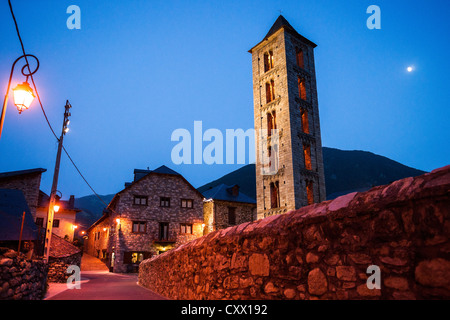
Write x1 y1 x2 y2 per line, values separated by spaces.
138 166 450 300
48 252 82 283
0 248 48 300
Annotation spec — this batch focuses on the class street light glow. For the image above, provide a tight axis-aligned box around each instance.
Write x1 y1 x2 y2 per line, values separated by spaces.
12 81 35 113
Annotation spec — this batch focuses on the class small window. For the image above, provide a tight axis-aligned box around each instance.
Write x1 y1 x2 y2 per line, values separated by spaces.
132 221 146 233
301 108 310 134
181 199 193 208
270 181 280 209
53 219 60 228
264 51 274 72
228 207 236 225
266 80 276 104
306 180 314 205
160 197 170 207
180 223 193 234
303 144 312 171
159 222 169 240
36 217 44 228
133 195 147 206
298 77 307 101
296 47 304 69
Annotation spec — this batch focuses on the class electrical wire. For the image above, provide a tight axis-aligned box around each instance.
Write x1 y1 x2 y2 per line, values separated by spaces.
8 0 112 211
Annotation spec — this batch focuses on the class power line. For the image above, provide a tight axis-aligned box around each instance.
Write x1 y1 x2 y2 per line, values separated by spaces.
7 0 112 211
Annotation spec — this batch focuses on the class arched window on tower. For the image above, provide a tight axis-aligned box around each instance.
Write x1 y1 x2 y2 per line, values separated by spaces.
303 144 312 171
300 108 309 134
267 111 276 137
298 77 307 101
264 51 274 72
306 180 314 205
270 181 280 209
296 47 304 69
266 80 276 104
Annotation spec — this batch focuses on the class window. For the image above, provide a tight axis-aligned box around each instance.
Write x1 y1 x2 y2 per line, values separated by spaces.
270 181 280 209
53 219 60 228
264 51 274 72
132 221 146 233
35 217 44 228
303 144 312 171
267 111 276 137
296 47 304 69
181 199 193 208
123 251 151 264
306 180 314 205
298 77 307 101
301 108 310 134
228 207 236 225
133 195 147 206
180 223 193 234
266 80 276 104
160 197 170 207
159 222 169 240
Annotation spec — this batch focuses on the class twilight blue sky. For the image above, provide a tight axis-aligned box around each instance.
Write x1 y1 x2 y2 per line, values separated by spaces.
0 0 449 199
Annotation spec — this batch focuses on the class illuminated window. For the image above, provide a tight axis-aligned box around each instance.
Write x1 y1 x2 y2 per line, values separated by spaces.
266 80 276 103
298 77 307 101
132 221 146 233
264 51 274 72
181 199 193 208
301 108 309 134
267 111 276 137
306 180 314 205
270 181 280 209
160 197 170 207
296 47 304 69
303 144 312 171
180 223 193 234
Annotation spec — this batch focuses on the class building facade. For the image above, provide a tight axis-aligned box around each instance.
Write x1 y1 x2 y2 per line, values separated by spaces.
249 16 326 220
202 184 256 234
85 165 204 273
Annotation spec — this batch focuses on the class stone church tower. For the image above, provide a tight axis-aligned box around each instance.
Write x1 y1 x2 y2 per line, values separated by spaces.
249 15 326 219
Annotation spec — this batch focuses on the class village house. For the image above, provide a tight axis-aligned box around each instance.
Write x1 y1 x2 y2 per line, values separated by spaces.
202 184 256 234
0 168 81 249
84 165 204 273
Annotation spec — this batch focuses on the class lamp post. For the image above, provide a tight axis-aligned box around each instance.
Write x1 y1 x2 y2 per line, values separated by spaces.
43 100 72 262
0 54 39 140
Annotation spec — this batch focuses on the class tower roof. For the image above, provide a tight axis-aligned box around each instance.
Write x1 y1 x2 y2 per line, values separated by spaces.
249 15 317 53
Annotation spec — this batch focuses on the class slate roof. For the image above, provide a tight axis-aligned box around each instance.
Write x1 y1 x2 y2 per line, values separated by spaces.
38 191 81 212
249 15 317 53
49 234 81 258
202 184 256 204
0 189 38 241
133 165 180 182
0 168 46 179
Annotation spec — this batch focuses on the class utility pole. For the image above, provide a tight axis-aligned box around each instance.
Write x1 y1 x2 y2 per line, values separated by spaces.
43 100 71 262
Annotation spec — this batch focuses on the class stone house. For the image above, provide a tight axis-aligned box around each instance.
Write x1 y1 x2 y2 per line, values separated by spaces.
85 165 204 273
202 184 256 234
0 168 81 251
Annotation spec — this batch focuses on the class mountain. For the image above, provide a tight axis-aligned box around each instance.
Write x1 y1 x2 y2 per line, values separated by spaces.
74 194 115 230
74 147 426 230
198 147 426 200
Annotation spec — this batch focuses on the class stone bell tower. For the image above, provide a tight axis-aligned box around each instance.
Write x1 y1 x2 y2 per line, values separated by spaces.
249 15 326 220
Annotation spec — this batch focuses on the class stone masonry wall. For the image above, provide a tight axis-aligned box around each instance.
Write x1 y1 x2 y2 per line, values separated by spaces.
0 248 48 300
138 166 450 300
48 252 82 283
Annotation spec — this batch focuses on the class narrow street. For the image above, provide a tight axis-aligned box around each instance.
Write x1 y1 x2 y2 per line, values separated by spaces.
45 254 166 300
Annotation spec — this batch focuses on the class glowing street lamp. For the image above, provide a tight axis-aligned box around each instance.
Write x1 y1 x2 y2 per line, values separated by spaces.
0 54 39 140
53 204 60 213
12 81 35 114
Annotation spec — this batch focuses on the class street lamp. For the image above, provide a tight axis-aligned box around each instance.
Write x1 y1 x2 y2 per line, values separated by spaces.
0 54 39 140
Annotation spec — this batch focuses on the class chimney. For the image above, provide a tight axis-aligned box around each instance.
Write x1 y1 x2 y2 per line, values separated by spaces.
69 195 75 209
232 185 240 197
